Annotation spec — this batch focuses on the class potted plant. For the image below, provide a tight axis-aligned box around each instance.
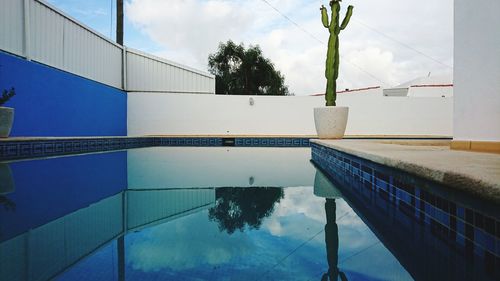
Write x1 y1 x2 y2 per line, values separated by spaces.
314 1 353 139
0 88 15 138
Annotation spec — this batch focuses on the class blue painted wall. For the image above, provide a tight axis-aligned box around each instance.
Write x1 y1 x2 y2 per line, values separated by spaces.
0 51 127 136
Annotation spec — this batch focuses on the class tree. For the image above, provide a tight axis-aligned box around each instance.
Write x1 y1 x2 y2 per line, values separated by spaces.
208 41 291 96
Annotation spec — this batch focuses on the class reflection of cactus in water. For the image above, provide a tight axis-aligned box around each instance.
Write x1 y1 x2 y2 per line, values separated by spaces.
321 1 353 106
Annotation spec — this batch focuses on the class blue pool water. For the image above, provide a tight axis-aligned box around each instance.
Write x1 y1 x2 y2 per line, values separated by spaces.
0 147 498 281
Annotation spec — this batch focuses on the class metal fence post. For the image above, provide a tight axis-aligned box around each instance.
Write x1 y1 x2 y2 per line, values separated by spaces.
122 46 127 91
23 0 31 60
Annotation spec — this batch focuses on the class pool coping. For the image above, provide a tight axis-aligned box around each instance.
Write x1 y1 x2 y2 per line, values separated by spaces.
311 139 500 203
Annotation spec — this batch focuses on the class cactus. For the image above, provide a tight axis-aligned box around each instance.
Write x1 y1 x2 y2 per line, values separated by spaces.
321 1 353 106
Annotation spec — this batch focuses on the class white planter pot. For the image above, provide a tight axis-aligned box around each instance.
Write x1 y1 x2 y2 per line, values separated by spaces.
0 107 14 138
313 106 349 139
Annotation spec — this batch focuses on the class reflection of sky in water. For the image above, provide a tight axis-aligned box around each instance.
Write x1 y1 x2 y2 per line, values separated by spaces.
57 187 412 281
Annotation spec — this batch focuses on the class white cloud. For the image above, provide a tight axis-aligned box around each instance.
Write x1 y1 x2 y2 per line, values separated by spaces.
128 212 254 271
125 0 453 95
262 187 367 240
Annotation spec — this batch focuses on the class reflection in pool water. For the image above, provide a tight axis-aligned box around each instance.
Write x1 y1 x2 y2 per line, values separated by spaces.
209 187 284 234
322 199 346 281
0 147 498 281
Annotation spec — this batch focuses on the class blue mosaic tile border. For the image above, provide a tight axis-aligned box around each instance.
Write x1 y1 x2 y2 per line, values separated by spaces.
0 137 311 161
235 138 310 147
158 138 223 147
0 138 157 161
311 142 500 277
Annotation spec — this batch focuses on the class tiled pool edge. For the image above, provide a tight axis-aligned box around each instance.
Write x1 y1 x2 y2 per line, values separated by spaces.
0 137 311 161
311 140 500 204
310 144 500 278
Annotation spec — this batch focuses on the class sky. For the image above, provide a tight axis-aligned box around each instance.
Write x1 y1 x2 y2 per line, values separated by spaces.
46 0 453 96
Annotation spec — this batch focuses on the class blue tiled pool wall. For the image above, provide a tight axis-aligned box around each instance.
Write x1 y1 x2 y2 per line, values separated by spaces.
0 51 127 137
0 137 311 160
311 143 500 280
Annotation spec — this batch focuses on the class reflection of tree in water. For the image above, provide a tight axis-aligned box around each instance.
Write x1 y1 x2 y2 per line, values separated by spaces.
208 187 284 234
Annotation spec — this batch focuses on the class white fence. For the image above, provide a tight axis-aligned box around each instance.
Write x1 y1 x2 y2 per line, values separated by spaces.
126 49 215 93
128 90 454 137
0 0 215 93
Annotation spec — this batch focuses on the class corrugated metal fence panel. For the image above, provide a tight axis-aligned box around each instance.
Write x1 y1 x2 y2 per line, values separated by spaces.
29 0 64 69
63 19 122 88
126 189 216 230
126 50 215 93
0 0 24 56
0 0 216 92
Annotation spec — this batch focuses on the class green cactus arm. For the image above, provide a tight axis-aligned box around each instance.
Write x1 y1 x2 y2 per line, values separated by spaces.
321 5 329 28
340 5 354 31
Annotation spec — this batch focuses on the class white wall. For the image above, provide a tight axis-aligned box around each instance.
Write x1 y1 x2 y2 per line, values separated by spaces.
454 0 500 142
408 86 453 98
128 90 453 137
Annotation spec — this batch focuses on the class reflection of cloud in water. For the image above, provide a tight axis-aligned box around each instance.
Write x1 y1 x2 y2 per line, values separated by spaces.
263 187 411 281
263 187 365 241
128 211 253 271
263 187 325 241
126 209 326 280
127 186 412 280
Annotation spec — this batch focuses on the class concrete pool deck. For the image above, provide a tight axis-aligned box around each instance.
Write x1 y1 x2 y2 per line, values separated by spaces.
311 139 500 203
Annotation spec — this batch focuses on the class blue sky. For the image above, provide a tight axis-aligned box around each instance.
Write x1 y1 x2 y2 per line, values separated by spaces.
46 0 161 53
46 0 454 95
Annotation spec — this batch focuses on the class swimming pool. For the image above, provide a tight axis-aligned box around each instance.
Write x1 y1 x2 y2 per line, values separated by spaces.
0 146 498 280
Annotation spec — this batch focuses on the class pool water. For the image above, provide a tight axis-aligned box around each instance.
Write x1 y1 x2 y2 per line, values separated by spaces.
0 147 498 281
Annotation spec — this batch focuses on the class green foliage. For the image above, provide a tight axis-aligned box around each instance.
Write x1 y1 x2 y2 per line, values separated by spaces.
208 40 291 96
0 88 15 107
321 1 353 106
